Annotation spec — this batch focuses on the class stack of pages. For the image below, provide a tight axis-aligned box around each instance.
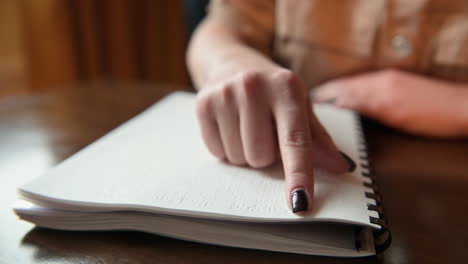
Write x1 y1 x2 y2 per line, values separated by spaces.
14 92 390 257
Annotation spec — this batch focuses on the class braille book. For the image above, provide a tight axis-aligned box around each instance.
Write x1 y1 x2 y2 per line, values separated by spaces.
14 92 391 257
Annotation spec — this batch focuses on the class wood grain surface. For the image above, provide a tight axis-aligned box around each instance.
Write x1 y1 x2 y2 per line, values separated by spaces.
1 82 467 264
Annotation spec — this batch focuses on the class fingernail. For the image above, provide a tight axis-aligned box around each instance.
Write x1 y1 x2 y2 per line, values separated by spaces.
291 189 308 213
339 151 356 172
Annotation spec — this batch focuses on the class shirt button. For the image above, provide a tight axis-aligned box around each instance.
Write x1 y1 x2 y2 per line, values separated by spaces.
391 35 412 57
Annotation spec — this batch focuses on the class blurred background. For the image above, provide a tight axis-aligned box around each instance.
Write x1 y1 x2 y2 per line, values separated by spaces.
0 0 208 97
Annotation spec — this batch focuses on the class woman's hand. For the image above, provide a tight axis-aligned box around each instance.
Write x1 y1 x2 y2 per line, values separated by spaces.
196 68 350 213
314 69 468 138
188 15 351 214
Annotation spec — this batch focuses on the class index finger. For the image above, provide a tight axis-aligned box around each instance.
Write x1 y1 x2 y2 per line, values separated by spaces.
270 72 315 214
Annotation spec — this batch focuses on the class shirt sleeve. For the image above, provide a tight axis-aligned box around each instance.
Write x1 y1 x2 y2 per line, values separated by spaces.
207 0 275 56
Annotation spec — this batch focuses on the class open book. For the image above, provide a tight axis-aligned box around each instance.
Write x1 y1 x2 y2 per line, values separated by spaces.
14 92 391 257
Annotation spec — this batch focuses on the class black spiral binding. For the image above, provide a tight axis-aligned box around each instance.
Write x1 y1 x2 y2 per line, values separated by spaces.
355 117 392 254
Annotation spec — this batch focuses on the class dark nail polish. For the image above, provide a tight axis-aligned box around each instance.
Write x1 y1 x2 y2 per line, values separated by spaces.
292 189 308 213
339 151 356 172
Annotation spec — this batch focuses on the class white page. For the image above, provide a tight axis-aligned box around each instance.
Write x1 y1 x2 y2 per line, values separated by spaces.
19 92 378 228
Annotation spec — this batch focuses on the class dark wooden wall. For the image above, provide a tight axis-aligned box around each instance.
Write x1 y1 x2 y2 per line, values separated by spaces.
0 0 27 97
20 0 189 91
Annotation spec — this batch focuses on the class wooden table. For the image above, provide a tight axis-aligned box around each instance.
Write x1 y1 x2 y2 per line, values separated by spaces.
1 82 467 264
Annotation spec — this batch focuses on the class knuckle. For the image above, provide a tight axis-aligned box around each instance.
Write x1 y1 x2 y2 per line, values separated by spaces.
218 83 235 104
238 71 264 97
272 69 298 86
271 70 304 102
283 129 312 148
241 71 263 87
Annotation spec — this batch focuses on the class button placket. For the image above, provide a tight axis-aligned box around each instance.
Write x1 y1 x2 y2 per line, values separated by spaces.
391 34 412 57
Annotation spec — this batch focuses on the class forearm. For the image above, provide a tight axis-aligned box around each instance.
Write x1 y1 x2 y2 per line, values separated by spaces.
186 18 280 89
